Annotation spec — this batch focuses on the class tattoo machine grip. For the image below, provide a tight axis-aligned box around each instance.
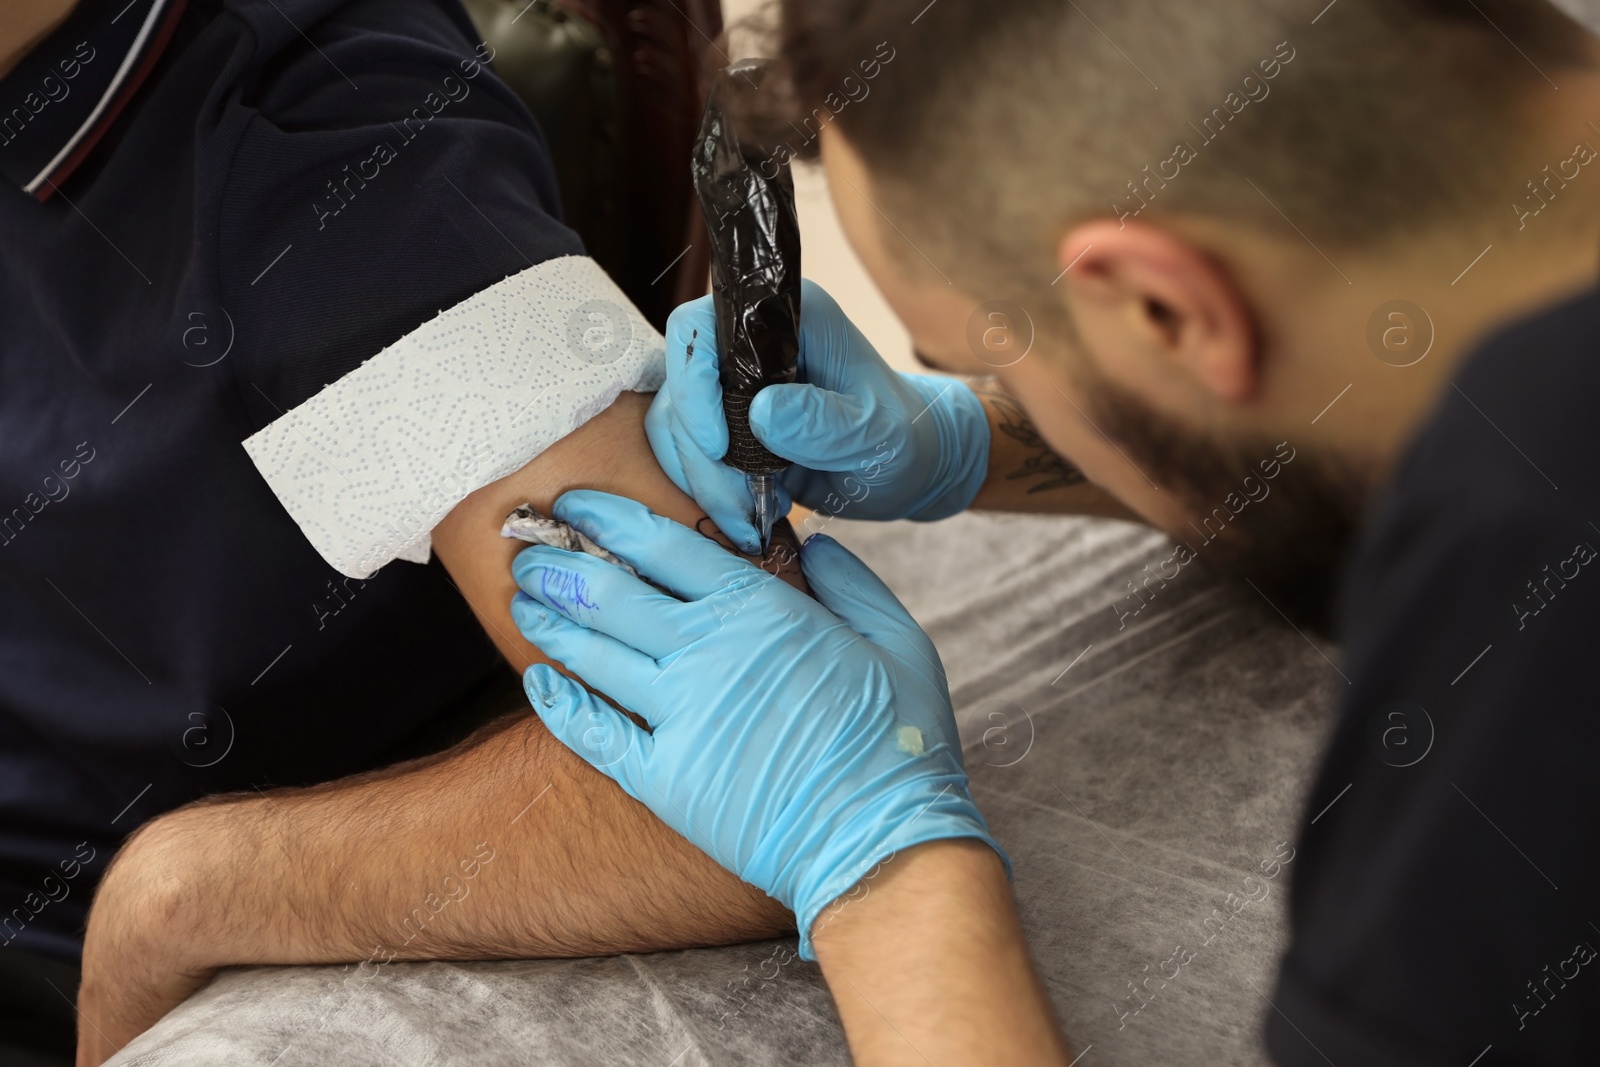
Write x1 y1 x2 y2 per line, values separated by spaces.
691 60 802 478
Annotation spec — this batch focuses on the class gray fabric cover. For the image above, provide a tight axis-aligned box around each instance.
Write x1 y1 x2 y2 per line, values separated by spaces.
109 512 1341 1065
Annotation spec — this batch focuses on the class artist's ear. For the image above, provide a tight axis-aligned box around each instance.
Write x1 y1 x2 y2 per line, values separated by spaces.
1053 220 1258 404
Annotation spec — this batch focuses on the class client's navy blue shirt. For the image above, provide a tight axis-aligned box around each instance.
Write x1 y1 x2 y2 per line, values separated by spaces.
1269 283 1600 1065
0 0 586 959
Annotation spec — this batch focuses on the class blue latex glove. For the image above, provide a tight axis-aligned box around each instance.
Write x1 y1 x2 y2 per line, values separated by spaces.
509 490 1006 958
646 279 991 554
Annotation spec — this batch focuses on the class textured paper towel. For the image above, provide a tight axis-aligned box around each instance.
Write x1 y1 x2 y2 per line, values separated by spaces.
243 255 665 579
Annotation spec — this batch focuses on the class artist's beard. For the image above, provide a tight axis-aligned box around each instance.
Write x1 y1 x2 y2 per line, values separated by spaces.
1085 379 1368 639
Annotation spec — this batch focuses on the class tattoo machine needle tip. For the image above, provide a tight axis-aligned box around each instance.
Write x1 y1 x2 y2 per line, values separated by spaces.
749 473 779 554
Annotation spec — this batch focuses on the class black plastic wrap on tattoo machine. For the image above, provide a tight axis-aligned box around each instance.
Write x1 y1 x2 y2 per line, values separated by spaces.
691 60 802 476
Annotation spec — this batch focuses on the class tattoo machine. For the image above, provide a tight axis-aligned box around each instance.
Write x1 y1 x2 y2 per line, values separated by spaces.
691 59 803 553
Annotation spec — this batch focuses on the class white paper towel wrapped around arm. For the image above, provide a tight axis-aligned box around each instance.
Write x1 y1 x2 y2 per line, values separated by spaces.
242 255 665 579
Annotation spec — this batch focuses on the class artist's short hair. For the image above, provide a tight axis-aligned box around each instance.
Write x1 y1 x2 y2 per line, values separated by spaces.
762 0 1590 298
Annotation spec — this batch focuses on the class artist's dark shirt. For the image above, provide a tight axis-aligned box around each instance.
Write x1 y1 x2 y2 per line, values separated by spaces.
0 0 584 959
1268 284 1600 1065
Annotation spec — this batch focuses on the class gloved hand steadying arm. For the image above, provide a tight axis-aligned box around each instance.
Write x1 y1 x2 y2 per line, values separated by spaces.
509 490 1006 958
647 280 991 554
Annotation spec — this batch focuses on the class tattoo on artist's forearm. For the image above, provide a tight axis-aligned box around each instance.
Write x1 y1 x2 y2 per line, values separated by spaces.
972 381 1086 493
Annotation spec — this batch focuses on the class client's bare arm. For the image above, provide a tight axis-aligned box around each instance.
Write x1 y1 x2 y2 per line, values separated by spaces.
75 392 803 1065
433 390 804 665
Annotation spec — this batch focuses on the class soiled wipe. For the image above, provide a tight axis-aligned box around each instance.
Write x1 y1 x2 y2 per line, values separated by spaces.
501 504 639 576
